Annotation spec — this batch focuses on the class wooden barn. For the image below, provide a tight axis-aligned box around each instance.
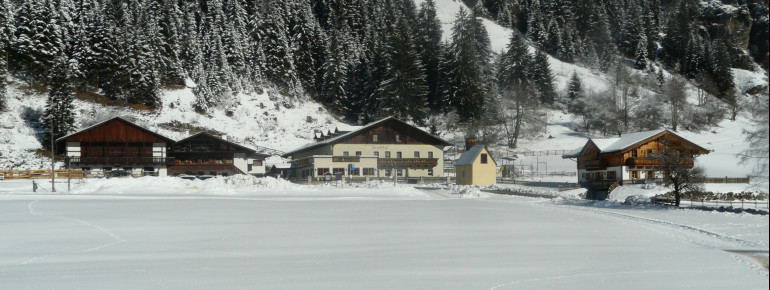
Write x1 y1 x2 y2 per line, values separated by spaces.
56 117 175 177
563 129 709 198
168 132 268 177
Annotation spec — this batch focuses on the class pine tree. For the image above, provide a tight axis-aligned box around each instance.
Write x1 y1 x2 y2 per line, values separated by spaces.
710 41 735 99
634 33 648 70
415 0 443 112
257 1 296 93
0 0 9 111
42 56 75 149
289 0 326 96
13 0 65 83
376 16 428 125
532 50 555 104
443 7 492 121
567 71 583 101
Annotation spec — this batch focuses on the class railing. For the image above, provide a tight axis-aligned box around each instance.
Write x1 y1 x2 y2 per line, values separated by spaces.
0 169 84 180
626 158 693 167
584 159 607 170
377 158 438 167
332 156 360 163
67 156 175 165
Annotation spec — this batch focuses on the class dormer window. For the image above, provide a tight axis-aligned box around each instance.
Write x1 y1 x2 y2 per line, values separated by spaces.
373 134 378 142
396 135 401 142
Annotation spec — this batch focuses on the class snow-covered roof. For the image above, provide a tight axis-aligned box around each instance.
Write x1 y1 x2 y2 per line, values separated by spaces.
455 145 496 166
175 132 268 156
455 145 484 166
600 129 666 152
55 116 175 144
563 129 708 159
283 116 452 158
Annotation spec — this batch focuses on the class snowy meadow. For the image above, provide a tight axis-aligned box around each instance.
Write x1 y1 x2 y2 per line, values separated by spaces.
1 177 767 289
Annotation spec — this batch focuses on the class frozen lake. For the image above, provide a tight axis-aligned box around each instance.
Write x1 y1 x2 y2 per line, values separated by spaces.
0 178 767 289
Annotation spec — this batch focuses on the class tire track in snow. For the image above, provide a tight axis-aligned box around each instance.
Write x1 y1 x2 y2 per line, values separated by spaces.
553 203 766 250
17 200 127 265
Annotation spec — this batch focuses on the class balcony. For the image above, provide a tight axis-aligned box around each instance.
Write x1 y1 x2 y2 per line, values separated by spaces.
626 158 693 168
67 156 175 165
377 158 438 167
584 159 607 170
332 156 361 163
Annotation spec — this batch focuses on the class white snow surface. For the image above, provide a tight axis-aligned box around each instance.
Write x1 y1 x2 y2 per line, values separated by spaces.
1 178 767 289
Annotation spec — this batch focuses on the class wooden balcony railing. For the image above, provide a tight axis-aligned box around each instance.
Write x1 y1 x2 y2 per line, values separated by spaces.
332 156 361 163
584 159 607 170
377 158 438 167
67 156 175 165
626 158 693 167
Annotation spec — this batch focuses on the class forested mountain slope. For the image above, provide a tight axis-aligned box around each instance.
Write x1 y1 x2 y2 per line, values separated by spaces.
0 0 767 180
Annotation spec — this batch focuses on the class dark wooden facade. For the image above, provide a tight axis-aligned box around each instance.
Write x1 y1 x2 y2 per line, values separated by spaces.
58 117 175 167
168 132 264 176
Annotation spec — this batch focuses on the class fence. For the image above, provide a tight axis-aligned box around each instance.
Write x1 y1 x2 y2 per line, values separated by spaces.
0 169 84 180
288 176 454 185
703 177 751 184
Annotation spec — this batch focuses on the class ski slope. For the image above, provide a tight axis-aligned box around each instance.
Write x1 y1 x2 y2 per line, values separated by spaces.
0 178 767 289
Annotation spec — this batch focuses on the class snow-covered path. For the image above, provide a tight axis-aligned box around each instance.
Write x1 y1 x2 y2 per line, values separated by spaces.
1 186 767 289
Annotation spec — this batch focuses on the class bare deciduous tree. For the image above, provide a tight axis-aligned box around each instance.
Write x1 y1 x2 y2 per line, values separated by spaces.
653 148 706 207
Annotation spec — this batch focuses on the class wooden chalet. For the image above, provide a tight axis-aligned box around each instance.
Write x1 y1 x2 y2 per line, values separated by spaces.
56 117 175 177
282 117 452 180
563 129 709 198
168 132 268 176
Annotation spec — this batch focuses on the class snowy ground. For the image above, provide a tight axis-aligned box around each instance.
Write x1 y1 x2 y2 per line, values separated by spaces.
1 177 767 289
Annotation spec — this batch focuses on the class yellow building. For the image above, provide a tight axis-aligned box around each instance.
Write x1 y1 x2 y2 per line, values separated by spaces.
282 117 452 180
455 145 497 186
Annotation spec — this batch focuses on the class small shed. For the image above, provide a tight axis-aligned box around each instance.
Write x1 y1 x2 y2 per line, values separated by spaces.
455 145 497 186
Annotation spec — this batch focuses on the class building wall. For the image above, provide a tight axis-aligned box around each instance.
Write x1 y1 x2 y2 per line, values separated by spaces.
311 156 379 177
455 149 496 186
332 143 444 177
233 152 247 173
66 142 81 157
246 155 266 175
291 145 333 160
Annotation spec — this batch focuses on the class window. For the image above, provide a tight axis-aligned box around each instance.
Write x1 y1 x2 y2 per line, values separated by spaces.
374 151 379 157
373 135 378 142
414 151 420 158
253 160 263 166
396 135 401 142
428 151 433 158
428 169 433 176
385 151 391 158
351 167 360 175
632 150 638 158
396 152 402 158
248 164 253 171
355 151 362 156
210 171 217 175
646 171 655 179
647 149 653 156
630 170 639 179
481 153 488 164
363 168 375 176
462 170 465 178
216 160 223 164
607 171 616 180
343 151 349 156
397 169 403 176
333 168 345 174
317 168 329 176
384 169 391 176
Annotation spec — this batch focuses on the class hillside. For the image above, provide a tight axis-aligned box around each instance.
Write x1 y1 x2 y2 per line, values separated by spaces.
0 0 768 191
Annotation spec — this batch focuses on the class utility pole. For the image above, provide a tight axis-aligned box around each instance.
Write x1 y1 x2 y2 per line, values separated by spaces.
50 118 55 192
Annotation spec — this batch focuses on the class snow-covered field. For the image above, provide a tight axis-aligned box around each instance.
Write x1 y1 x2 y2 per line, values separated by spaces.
1 177 767 289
